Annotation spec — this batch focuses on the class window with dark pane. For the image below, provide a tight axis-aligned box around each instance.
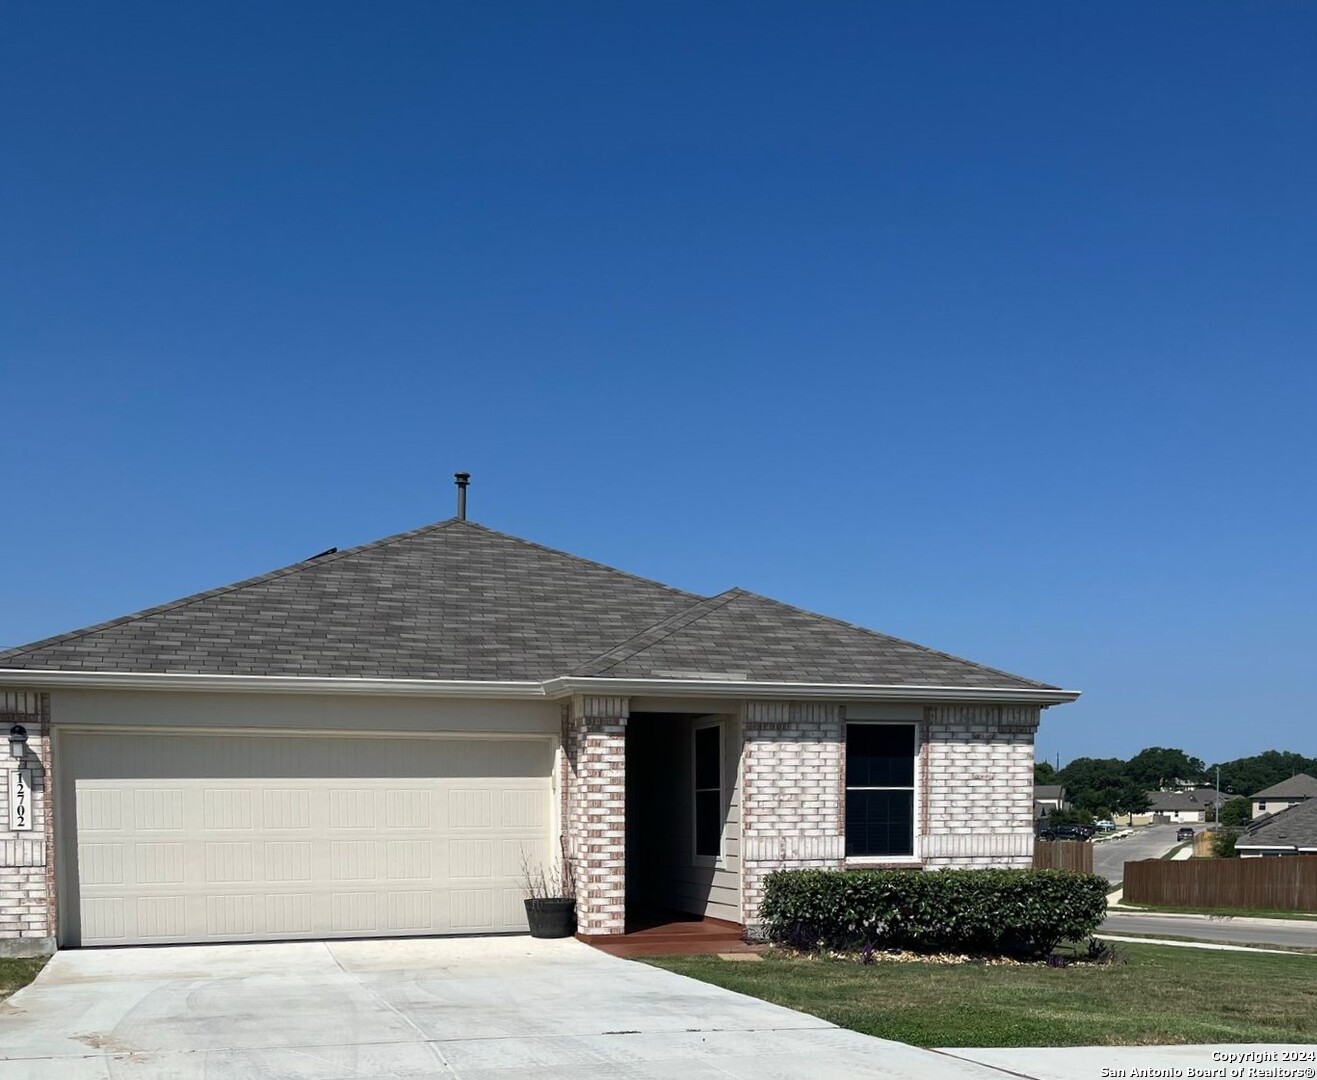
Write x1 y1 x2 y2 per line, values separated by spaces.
694 725 722 859
846 723 914 788
844 723 916 857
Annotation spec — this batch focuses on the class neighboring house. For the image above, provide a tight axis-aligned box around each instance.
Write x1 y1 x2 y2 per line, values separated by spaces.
1250 773 1317 819
0 509 1077 954
1033 784 1069 824
1145 790 1218 824
1235 798 1317 857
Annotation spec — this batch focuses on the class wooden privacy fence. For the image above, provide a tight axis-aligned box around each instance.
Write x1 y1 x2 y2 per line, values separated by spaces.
1124 856 1317 911
1033 840 1093 874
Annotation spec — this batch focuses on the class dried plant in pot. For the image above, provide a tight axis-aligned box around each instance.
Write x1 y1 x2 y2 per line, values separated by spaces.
521 854 577 938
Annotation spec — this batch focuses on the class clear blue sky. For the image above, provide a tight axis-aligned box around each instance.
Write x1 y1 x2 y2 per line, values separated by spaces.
3 3 1314 768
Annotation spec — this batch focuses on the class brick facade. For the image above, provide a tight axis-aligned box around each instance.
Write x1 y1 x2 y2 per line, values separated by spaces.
739 701 846 927
920 704 1039 869
0 691 55 956
563 695 628 935
737 700 1042 927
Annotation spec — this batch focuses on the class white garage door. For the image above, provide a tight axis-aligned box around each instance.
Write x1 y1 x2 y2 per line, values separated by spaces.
60 731 554 947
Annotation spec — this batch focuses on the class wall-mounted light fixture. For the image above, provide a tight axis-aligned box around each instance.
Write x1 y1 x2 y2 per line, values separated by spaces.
8 724 28 760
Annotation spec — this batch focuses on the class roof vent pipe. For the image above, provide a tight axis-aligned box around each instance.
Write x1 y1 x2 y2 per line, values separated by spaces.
454 472 470 520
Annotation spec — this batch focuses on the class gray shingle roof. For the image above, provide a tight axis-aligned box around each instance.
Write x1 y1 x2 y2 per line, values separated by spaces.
1147 790 1218 812
574 588 1052 689
0 518 1057 689
1251 773 1317 801
1239 797 1317 851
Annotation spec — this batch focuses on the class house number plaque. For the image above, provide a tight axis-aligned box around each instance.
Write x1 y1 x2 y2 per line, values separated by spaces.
8 769 33 831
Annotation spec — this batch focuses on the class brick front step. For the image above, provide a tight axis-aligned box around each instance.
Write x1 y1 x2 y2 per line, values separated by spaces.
582 936 766 958
577 912 760 958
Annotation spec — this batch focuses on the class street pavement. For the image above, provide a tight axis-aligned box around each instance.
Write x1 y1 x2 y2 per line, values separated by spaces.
1101 910 1317 949
1091 823 1185 885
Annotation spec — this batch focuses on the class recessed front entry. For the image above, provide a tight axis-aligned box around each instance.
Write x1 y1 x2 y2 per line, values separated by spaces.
624 712 741 925
58 731 554 946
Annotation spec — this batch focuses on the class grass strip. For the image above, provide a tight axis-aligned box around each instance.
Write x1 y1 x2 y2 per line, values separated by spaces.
646 942 1317 1047
0 957 47 1003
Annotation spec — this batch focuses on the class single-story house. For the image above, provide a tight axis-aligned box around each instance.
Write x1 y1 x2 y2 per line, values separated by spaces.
1033 784 1069 824
1145 790 1218 824
1250 773 1317 819
1235 797 1317 857
0 508 1078 953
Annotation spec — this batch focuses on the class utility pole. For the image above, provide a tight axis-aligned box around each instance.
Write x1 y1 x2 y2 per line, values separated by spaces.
1215 765 1221 826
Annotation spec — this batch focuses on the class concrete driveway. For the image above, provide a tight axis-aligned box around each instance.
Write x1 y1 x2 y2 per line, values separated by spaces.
0 936 1005 1079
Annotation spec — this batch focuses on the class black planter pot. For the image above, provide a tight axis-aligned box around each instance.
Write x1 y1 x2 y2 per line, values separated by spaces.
524 898 577 938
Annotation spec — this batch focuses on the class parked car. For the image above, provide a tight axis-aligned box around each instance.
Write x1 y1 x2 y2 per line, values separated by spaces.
1176 826 1194 841
1044 824 1094 841
1094 819 1116 831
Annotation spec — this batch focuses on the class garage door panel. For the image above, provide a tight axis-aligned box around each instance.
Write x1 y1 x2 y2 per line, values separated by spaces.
66 732 552 781
64 733 553 946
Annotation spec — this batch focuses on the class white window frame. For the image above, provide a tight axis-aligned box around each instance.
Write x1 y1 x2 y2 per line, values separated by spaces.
692 719 724 867
844 720 920 865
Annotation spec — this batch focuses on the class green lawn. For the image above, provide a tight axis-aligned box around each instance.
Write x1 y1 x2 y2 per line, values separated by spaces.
0 958 46 1003
646 943 1317 1047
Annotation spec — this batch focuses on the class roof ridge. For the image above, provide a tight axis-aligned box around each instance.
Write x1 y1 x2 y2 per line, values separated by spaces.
729 588 1057 690
453 520 701 601
0 518 465 663
1252 772 1317 797
574 589 744 676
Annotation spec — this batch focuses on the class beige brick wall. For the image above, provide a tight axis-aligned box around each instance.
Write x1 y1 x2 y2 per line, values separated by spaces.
0 691 55 954
739 700 1042 926
740 701 845 926
563 695 628 935
920 704 1039 869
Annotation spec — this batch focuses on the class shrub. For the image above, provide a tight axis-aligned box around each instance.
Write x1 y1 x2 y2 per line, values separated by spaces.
1212 827 1241 858
759 868 1108 958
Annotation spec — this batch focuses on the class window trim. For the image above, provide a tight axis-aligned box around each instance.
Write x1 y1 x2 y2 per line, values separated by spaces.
693 719 724 867
844 720 920 864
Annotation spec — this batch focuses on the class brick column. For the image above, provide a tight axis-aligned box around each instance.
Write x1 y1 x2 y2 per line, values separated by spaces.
921 704 1039 869
1 691 56 956
739 701 844 930
563 695 628 935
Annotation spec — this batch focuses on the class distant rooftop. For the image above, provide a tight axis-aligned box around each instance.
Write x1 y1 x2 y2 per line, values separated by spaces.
1251 773 1317 801
1238 797 1317 852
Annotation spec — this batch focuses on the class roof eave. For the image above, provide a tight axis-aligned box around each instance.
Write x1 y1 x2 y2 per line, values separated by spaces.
0 669 547 699
0 668 1081 706
543 676 1080 706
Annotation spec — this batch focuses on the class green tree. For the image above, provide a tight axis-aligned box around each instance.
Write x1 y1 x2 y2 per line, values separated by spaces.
1045 806 1095 826
1057 757 1129 815
1113 784 1151 815
1125 747 1206 789
1218 797 1251 827
1035 761 1058 784
1211 751 1317 796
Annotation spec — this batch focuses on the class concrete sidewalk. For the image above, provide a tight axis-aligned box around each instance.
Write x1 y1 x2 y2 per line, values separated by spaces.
942 1044 1315 1079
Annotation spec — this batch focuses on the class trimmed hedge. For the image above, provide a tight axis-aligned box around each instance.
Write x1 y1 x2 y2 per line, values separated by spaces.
759 868 1108 957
